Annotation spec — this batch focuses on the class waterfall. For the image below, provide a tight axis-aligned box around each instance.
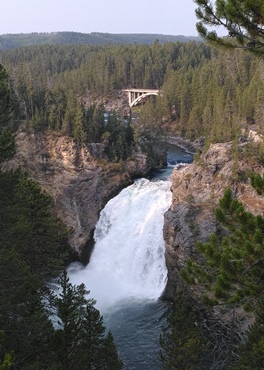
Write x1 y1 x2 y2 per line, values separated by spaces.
68 178 171 313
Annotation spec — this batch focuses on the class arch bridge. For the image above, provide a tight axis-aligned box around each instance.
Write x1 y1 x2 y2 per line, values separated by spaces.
122 88 160 107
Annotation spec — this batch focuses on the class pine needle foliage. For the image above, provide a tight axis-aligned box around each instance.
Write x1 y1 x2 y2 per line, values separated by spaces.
159 291 208 370
250 172 264 195
0 64 14 163
229 297 264 369
52 270 123 370
194 0 264 55
180 188 264 311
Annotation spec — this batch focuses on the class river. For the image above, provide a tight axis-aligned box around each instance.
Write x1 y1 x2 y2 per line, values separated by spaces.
68 145 193 369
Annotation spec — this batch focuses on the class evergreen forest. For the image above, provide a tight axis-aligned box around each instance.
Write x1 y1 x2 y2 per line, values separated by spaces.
1 23 264 368
1 41 264 149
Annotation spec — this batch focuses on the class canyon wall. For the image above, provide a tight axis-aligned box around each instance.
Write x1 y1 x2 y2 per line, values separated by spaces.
5 125 264 300
163 140 264 299
3 125 165 260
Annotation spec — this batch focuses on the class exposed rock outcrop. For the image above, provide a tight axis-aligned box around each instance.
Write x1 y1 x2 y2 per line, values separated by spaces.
3 125 165 261
163 140 264 300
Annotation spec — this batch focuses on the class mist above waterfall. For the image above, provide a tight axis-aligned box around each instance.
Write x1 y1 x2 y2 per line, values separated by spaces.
68 178 171 313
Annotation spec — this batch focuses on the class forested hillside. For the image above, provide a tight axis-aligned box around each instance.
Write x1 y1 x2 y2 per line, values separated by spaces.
1 41 264 151
0 31 201 51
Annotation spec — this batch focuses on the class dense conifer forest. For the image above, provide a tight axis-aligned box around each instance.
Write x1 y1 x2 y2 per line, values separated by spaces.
1 26 264 368
1 41 264 150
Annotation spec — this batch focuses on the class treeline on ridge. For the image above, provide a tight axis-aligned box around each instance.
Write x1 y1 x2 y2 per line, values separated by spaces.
0 31 201 51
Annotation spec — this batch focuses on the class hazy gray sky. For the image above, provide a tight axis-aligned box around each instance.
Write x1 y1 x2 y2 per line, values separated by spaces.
1 0 200 36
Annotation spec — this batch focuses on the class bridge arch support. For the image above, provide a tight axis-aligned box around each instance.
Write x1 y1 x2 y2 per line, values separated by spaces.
123 88 160 107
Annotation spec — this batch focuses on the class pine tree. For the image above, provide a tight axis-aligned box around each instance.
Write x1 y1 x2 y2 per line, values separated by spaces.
52 271 123 370
73 103 86 144
0 64 12 128
180 188 264 310
250 172 264 195
101 331 124 370
0 169 69 278
0 332 14 370
85 104 105 143
160 292 208 370
194 0 264 55
45 87 66 131
0 64 14 163
0 249 55 369
229 297 264 369
0 130 15 164
62 91 77 135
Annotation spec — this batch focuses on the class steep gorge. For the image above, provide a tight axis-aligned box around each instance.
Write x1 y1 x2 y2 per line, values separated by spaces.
5 123 264 301
3 124 166 260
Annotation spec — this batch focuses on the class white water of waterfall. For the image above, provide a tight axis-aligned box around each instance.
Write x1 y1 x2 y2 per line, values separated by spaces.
68 146 193 369
68 178 171 313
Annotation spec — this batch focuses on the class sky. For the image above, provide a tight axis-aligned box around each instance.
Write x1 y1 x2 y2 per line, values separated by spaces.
1 0 200 36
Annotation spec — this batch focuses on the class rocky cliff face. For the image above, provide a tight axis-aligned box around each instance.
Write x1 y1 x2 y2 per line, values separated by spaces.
3 125 165 261
163 140 264 300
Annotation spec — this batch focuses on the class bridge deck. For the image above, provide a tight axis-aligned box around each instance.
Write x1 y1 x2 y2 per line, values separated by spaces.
122 88 159 93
